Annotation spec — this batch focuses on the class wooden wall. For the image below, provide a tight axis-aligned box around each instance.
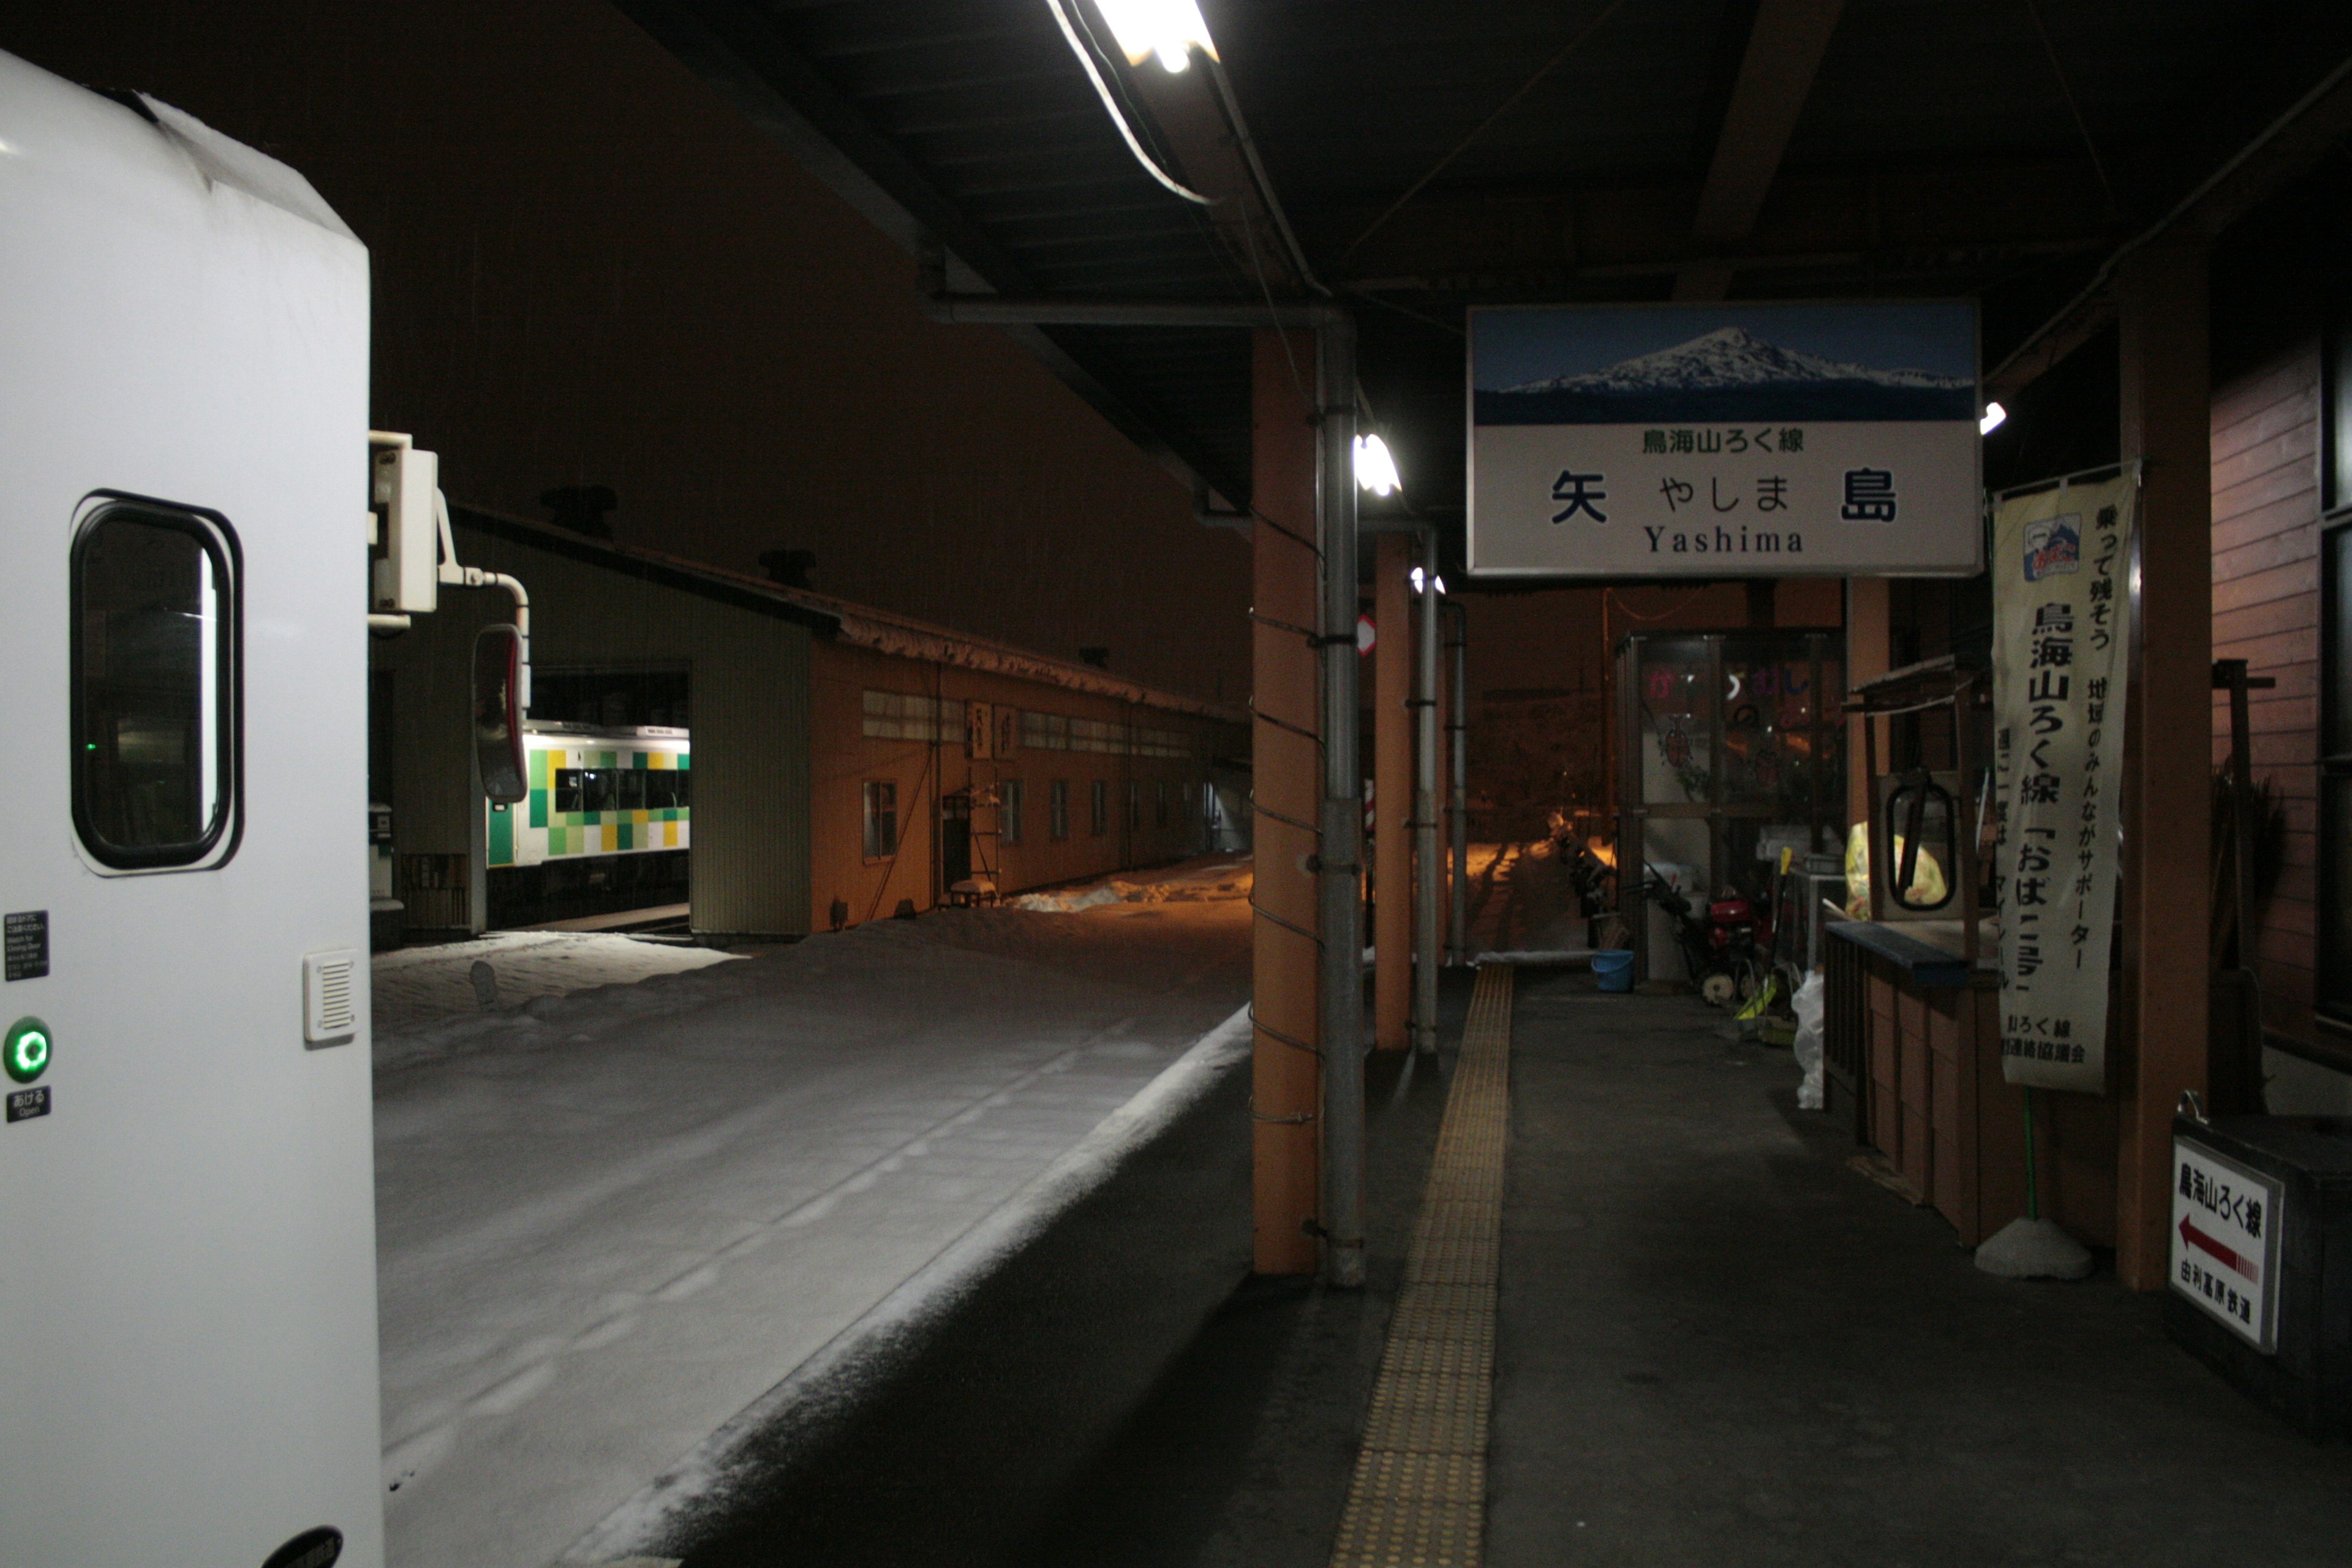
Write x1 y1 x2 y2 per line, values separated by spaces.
2209 344 2324 1052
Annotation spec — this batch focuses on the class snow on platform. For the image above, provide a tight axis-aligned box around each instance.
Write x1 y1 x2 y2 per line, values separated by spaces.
371 868 1250 1568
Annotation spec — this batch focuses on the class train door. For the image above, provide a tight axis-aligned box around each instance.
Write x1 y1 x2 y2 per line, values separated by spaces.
0 57 383 1567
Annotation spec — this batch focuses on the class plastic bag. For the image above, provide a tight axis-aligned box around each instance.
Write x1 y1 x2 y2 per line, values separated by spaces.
1792 969 1826 1110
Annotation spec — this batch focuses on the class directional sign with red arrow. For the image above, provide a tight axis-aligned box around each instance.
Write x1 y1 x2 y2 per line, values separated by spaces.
2171 1137 2283 1352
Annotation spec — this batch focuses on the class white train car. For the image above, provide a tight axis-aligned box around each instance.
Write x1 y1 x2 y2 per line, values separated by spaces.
0 52 383 1568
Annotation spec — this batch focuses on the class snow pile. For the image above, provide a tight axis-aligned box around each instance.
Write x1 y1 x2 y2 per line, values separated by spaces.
1008 857 1250 913
1010 884 1126 913
372 930 738 1044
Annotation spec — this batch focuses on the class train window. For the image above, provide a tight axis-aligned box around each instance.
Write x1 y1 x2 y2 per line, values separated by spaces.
555 769 585 813
72 497 239 869
619 768 646 811
584 769 620 813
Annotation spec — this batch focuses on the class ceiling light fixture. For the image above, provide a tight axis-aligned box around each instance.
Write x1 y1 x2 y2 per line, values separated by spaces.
1354 433 1400 497
1980 401 2008 436
1091 0 1219 73
1042 0 1212 203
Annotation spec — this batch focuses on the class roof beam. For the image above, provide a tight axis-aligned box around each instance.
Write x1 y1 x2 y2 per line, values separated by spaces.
1675 0 1848 300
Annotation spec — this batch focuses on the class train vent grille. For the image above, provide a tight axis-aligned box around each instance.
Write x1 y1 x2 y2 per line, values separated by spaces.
303 949 361 1046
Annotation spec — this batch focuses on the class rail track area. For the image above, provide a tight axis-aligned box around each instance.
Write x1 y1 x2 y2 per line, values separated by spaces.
370 861 1251 1568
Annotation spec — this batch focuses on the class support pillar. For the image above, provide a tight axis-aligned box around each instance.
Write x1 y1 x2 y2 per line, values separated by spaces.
1374 534 1413 1050
1250 329 1321 1276
2116 242 2212 1290
1845 578 1890 840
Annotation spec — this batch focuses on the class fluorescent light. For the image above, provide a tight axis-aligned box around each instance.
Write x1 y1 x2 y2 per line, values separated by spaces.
1433 575 1447 595
1354 433 1400 497
1979 401 2007 436
1410 565 1427 594
1092 0 1218 72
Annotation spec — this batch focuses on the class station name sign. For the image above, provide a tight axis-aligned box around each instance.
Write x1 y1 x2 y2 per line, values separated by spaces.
1466 301 1983 578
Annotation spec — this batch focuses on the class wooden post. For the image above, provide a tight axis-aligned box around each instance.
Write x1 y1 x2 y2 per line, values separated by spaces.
1846 578 1891 848
1251 329 1321 1275
1374 533 1412 1050
2116 241 2212 1291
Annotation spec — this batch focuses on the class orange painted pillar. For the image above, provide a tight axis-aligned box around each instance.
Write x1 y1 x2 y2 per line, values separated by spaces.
1250 330 1322 1275
1373 534 1412 1050
2115 242 2212 1289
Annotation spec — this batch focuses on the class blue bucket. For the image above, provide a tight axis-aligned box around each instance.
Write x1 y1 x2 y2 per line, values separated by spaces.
1593 949 1635 992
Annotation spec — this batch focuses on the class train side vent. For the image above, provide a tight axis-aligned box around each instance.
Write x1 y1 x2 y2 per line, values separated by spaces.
303 949 360 1046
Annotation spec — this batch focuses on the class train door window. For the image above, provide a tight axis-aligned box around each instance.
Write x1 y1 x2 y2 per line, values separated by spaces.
72 497 239 869
863 780 898 861
1050 780 1069 841
1003 779 1024 845
1090 779 1108 837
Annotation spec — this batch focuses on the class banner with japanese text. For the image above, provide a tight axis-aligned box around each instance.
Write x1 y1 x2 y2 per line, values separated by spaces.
1468 301 1982 577
1991 473 2137 1093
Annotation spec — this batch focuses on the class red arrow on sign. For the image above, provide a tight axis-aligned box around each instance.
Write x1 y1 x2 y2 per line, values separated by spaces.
2179 1214 2260 1284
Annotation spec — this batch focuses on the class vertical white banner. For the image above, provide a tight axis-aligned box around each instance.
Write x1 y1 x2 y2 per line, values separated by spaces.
1991 473 2137 1093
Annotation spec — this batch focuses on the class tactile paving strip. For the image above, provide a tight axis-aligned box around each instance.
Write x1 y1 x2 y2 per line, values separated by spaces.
1329 962 1512 1568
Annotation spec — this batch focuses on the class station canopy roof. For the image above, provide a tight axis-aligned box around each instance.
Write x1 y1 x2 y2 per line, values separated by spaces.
622 0 2352 532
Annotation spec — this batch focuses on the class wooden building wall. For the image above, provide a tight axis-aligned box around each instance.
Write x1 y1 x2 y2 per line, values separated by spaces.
807 642 1238 931
2209 344 2324 1052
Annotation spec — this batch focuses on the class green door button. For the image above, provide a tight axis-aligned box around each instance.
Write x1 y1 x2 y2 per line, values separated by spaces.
6 1017 51 1084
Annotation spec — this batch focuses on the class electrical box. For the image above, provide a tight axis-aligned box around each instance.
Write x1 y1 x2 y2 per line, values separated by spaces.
370 432 439 615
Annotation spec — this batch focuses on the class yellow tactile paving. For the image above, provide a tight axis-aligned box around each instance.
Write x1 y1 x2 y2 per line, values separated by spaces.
1329 962 1512 1568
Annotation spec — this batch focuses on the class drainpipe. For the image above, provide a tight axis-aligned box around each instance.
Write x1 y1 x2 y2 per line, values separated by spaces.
1316 317 1366 1287
1447 600 1470 967
1411 530 1440 1054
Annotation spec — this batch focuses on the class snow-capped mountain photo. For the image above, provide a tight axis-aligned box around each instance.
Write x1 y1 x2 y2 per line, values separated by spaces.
1472 304 1978 424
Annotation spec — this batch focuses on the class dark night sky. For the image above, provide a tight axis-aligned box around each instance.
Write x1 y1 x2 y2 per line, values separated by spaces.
0 0 1254 702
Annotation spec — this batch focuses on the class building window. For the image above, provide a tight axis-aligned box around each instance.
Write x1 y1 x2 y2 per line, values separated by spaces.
863 690 964 742
1126 780 1142 832
1155 780 1170 828
1002 778 1023 846
2321 518 2352 1021
72 497 240 870
1049 779 1069 840
862 780 898 861
1090 779 1109 837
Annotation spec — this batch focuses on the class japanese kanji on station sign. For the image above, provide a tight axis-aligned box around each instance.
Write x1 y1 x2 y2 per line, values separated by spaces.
2171 1137 2284 1353
1466 301 1982 577
1991 472 2138 1094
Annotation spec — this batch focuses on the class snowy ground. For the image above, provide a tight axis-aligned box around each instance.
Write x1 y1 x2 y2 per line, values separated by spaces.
371 862 1251 1568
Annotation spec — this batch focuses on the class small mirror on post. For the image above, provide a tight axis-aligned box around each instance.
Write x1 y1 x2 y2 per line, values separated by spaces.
473 624 527 805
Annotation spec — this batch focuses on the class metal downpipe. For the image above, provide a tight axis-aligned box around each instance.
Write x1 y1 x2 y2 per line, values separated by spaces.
1412 531 1441 1054
1316 317 1366 1288
1447 601 1470 967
